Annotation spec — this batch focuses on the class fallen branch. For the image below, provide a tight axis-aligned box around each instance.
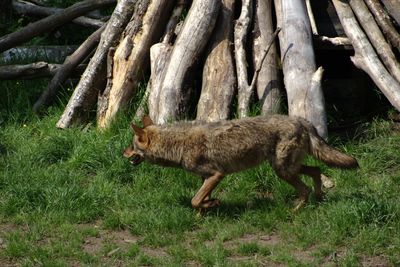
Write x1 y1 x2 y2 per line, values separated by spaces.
0 0 115 53
0 62 85 79
33 23 106 112
0 46 77 64
12 0 105 28
332 0 400 112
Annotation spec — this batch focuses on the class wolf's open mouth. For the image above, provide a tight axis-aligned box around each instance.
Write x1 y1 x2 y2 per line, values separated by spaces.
129 155 143 165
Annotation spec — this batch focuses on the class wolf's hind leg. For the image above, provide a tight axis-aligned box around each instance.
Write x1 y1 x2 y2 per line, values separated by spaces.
191 172 224 210
300 165 323 201
274 169 311 211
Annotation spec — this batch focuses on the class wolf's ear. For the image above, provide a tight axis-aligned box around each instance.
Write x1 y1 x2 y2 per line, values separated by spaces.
142 115 153 128
131 123 144 135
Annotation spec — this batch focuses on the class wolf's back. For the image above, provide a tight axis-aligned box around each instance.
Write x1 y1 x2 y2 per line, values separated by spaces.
306 124 359 169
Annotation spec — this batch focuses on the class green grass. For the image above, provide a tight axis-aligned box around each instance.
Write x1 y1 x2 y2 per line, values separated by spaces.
0 81 400 266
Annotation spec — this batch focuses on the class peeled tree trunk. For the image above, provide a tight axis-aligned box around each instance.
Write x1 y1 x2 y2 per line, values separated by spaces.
97 0 174 129
196 0 236 122
152 0 221 124
56 0 136 129
280 0 327 139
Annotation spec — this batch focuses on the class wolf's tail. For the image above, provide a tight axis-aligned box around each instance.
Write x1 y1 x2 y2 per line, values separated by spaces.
307 124 359 169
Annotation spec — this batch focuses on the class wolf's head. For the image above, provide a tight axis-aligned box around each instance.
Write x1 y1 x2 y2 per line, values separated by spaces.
123 115 154 166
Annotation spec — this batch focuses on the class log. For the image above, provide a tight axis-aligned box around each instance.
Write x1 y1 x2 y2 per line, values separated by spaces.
97 0 174 129
56 0 136 129
349 0 400 84
234 0 253 118
154 0 221 124
12 0 105 28
364 0 400 51
0 0 115 53
380 0 400 26
280 0 327 139
252 0 281 115
196 0 236 122
0 62 85 79
332 0 400 112
144 1 187 121
33 23 106 112
0 46 77 64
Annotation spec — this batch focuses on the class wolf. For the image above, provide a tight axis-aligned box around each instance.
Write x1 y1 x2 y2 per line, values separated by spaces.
123 115 358 211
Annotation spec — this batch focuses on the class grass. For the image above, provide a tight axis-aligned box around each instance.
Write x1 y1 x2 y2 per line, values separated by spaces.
0 80 400 266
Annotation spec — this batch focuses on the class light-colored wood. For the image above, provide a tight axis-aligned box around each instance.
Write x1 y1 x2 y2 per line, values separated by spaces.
97 0 174 129
155 0 221 124
332 0 400 112
196 0 236 122
280 0 327 139
252 0 281 115
56 0 136 129
349 0 400 83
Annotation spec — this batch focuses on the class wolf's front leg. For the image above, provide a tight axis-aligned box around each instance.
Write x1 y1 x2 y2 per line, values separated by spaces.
191 172 224 211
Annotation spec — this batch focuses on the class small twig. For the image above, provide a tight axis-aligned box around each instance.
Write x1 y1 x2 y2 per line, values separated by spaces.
249 27 281 91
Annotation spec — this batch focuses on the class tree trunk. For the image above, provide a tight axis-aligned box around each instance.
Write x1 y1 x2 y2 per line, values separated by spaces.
153 0 221 124
196 0 236 122
56 0 136 129
97 0 174 129
252 0 281 115
332 0 400 112
280 0 327 139
0 0 115 53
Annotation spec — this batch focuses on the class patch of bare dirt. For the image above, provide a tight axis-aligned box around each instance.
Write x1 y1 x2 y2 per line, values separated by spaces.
360 255 390 267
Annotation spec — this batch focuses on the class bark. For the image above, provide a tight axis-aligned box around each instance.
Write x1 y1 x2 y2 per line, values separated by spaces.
349 0 400 84
380 0 400 26
0 46 77 64
154 0 221 124
252 0 281 115
280 0 327 139
364 0 400 51
12 0 105 28
332 0 400 112
56 0 136 129
0 0 115 53
33 23 106 112
97 0 174 129
234 0 253 118
0 62 85 79
196 0 236 122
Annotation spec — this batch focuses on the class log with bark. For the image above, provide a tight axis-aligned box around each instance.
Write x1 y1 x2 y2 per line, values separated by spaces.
0 62 85 79
12 0 105 28
0 46 77 64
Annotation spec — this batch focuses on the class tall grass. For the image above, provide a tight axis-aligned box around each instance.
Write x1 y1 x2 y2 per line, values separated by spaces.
0 80 399 266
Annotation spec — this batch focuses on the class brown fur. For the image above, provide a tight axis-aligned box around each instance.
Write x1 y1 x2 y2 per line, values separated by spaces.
124 115 358 211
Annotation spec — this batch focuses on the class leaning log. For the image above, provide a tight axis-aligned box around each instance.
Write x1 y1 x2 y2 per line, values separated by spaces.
97 0 174 129
154 0 221 124
196 0 236 122
332 0 400 112
252 0 281 115
349 0 400 84
12 0 105 28
380 0 400 26
0 62 85 79
33 23 106 112
0 46 77 64
0 0 115 53
56 0 136 129
280 0 327 139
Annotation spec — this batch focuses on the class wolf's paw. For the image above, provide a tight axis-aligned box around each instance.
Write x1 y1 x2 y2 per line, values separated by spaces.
202 198 220 208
